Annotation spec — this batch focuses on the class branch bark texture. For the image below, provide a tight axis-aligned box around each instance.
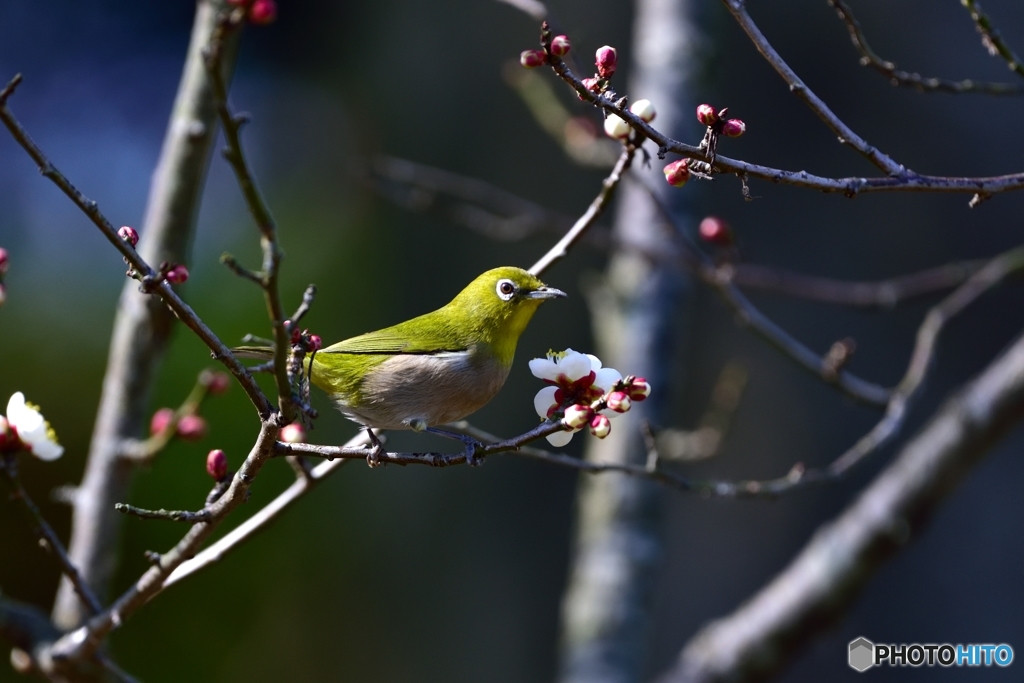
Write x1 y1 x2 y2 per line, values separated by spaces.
660 328 1024 683
53 0 241 629
556 0 697 680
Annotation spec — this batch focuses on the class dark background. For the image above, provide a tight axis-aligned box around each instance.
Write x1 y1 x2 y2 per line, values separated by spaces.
1 0 1022 681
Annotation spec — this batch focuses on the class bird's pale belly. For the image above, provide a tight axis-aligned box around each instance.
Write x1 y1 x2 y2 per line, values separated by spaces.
334 351 511 430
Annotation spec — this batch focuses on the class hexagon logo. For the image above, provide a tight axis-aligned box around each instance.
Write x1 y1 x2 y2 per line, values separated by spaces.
849 637 874 672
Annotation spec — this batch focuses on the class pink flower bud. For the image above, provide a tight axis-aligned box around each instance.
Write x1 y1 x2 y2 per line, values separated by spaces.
606 391 632 413
595 45 617 79
721 119 746 138
201 370 231 395
118 226 139 248
177 414 208 441
699 216 733 246
0 247 8 274
696 104 718 127
280 423 307 444
206 449 228 480
520 49 546 68
150 408 175 436
629 99 656 123
627 377 651 401
306 334 323 352
562 404 594 430
165 264 189 284
249 0 277 24
589 414 611 438
550 35 571 57
603 114 630 140
663 159 690 187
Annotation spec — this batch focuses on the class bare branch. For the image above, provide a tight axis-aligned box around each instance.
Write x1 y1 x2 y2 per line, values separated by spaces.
529 145 634 276
114 503 212 524
962 0 1024 80
661 326 1024 683
830 0 1024 95
0 456 102 615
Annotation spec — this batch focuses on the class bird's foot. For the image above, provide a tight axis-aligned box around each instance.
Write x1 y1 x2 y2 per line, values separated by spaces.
365 428 386 468
425 427 485 466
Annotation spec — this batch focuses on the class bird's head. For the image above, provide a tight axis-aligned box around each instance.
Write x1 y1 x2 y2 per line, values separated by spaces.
447 266 566 357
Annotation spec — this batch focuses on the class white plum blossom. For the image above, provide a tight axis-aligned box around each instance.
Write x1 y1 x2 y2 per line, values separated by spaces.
530 349 625 446
3 392 64 461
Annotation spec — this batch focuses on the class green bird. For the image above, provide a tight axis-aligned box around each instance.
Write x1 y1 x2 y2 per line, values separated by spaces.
237 266 565 459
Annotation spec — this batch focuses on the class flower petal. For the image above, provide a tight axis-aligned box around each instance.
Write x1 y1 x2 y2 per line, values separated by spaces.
529 357 560 381
594 367 623 391
559 351 592 382
586 354 603 371
30 439 64 461
533 386 559 419
546 429 575 447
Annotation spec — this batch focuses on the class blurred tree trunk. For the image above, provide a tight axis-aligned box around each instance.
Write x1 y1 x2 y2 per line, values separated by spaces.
556 0 699 680
52 0 240 629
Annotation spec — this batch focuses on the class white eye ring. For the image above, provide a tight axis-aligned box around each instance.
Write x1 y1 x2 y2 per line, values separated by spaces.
496 279 517 301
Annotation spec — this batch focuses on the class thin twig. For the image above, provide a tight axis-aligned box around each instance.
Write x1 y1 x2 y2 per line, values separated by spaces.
204 16 295 421
962 0 1024 80
721 0 902 175
0 73 273 419
0 456 103 615
114 503 212 524
830 0 1024 95
529 145 634 276
543 57 1024 200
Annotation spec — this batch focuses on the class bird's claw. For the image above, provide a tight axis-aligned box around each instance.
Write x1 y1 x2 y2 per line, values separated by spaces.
365 428 386 468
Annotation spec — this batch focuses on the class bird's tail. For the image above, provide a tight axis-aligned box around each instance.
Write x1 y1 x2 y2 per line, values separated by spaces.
231 345 275 360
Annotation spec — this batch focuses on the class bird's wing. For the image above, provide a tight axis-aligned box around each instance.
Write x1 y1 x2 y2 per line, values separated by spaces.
321 315 468 355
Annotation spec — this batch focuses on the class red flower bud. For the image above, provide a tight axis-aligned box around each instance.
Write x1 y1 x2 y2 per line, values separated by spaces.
177 414 208 441
699 216 733 246
696 104 718 127
595 45 617 78
201 370 231 395
721 119 746 138
606 391 632 413
165 264 189 284
562 404 594 430
249 0 277 24
520 49 546 68
0 247 9 274
150 408 175 436
118 226 139 248
550 35 571 57
280 423 307 444
627 377 651 401
663 159 690 187
306 334 323 352
589 414 611 438
206 449 228 480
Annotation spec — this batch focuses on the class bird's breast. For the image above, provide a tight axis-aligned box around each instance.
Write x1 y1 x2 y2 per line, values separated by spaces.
341 347 510 430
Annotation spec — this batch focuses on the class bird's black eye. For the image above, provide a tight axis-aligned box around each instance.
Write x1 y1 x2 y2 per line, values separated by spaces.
496 279 517 301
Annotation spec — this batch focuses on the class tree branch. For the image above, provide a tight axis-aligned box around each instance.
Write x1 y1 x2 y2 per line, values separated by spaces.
829 0 1024 95
660 325 1024 683
962 0 1024 80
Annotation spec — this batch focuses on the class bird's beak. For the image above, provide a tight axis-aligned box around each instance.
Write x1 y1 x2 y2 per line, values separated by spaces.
525 285 567 300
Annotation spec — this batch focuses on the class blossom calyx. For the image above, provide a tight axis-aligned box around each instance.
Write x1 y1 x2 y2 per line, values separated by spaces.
663 159 690 187
520 50 547 68
206 449 229 480
550 35 571 57
595 46 617 78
